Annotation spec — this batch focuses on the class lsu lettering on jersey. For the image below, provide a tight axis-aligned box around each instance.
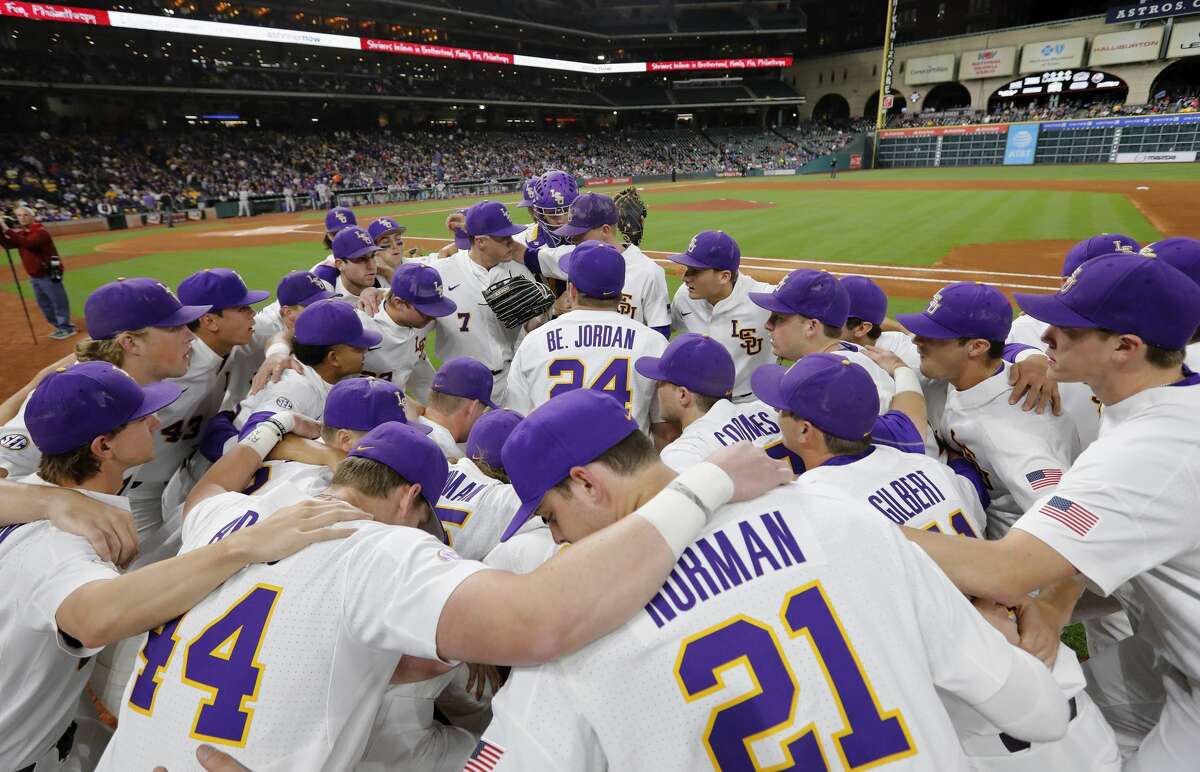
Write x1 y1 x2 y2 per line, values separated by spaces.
671 275 774 400
533 243 670 330
935 361 1080 539
97 484 485 772
1007 314 1102 448
480 486 1033 771
363 307 433 395
436 457 521 561
0 481 123 770
506 309 667 431
659 398 800 474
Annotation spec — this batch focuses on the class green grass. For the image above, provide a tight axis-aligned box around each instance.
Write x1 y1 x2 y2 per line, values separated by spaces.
1062 623 1088 662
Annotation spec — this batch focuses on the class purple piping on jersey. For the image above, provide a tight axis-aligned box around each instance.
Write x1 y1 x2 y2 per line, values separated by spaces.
1001 342 1036 363
820 446 876 467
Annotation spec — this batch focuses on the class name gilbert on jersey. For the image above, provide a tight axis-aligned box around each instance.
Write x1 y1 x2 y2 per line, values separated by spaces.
643 511 804 629
869 471 947 526
546 324 638 352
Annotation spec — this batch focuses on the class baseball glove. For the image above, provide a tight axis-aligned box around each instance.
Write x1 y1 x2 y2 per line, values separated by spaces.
483 275 555 328
613 186 647 246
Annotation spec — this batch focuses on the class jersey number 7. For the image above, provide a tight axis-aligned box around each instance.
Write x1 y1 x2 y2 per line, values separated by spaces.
675 580 915 770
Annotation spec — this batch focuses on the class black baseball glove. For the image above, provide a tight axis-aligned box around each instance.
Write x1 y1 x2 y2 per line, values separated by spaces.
483 275 556 328
613 186 647 246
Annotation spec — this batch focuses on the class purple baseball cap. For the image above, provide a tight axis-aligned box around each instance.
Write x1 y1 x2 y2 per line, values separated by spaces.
1015 253 1200 351
897 282 1012 341
499 388 639 542
752 354 879 441
26 361 183 455
325 206 356 232
312 263 340 286
552 193 618 238
294 298 383 349
561 240 625 299
464 201 525 239
669 231 741 273
841 276 888 327
517 177 538 208
1062 233 1140 277
453 228 472 250
332 226 380 262
465 408 524 471
348 421 448 513
390 263 457 318
367 216 407 242
635 333 734 397
178 268 270 311
277 271 335 307
749 269 850 327
1141 237 1200 287
84 278 211 340
432 357 498 409
323 377 431 434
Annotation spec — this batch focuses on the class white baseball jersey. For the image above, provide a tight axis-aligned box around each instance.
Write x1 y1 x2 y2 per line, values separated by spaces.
877 330 922 371
235 362 334 429
436 457 521 561
245 459 332 499
0 479 123 770
430 250 534 403
363 307 433 394
480 485 1041 771
671 275 774 400
1186 343 1200 372
333 273 385 303
533 243 670 330
506 309 667 431
1006 313 1102 448
660 398 800 474
218 303 289 412
0 395 37 479
482 524 559 574
418 416 464 461
832 342 897 413
1012 373 1200 767
934 361 1080 538
97 484 486 772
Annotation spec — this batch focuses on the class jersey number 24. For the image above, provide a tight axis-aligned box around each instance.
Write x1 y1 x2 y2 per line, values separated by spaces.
547 357 631 412
675 580 915 770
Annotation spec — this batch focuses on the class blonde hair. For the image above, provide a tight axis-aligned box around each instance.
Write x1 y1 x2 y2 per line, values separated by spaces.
73 327 150 367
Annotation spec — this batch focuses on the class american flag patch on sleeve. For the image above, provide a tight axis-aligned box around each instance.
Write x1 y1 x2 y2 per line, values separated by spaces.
1040 496 1099 537
464 739 505 771
1025 469 1063 490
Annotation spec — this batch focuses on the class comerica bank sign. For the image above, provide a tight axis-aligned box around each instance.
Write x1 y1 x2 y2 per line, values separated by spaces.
1106 0 1200 23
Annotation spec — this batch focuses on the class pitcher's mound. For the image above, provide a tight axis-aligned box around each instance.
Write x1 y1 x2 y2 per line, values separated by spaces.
659 199 776 212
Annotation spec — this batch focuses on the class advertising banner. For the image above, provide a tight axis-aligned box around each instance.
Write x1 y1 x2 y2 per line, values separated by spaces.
1020 38 1086 72
878 124 1008 139
904 54 956 85
1116 151 1198 163
1003 123 1040 165
763 168 798 176
1167 19 1200 58
583 177 633 186
961 47 1017 80
1107 1 1200 23
1089 27 1164 65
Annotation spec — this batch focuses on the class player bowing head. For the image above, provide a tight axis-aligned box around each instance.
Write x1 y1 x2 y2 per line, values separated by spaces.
1140 237 1200 357
321 377 431 453
273 270 336 334
421 357 498 460
465 408 523 483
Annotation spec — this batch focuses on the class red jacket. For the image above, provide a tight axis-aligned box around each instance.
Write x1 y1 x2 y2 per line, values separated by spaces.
0 222 59 279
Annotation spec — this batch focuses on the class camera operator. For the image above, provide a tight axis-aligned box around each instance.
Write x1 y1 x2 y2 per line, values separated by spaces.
1 206 75 339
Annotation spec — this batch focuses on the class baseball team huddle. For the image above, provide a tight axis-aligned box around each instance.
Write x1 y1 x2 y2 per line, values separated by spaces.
2 168 1199 772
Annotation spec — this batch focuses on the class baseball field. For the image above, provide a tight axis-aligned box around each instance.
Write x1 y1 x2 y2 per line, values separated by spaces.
4 161 1198 396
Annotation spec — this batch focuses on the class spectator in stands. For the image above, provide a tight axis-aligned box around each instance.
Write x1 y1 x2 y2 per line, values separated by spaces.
0 206 74 339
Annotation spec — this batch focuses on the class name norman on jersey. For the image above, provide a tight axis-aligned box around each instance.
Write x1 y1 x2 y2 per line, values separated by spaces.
545 322 639 352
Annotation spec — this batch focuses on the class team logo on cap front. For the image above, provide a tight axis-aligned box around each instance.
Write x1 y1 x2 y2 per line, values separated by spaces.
307 274 326 291
335 211 348 224
687 235 699 254
0 433 28 451
926 290 944 315
1113 240 1134 254
1139 246 1157 258
1061 265 1084 294
499 206 513 224
355 230 373 245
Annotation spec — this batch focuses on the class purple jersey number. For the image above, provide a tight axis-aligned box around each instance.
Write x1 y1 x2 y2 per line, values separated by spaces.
128 616 184 716
547 357 632 412
675 581 914 770
920 508 978 538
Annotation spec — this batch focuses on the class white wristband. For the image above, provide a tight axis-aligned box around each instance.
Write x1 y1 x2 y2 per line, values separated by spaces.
634 462 734 558
238 414 289 461
266 341 291 360
893 366 922 395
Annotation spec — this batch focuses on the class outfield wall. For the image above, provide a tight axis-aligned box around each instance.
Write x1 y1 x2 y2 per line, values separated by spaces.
875 112 1200 168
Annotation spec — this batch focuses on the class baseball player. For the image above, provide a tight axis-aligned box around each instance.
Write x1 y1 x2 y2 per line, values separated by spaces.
0 362 358 772
506 241 668 435
326 226 386 303
419 357 498 461
526 170 578 245
1139 237 1200 371
431 200 539 406
235 298 382 433
477 389 1070 771
366 216 410 280
0 277 210 482
96 410 792 771
435 408 523 560
898 282 1080 539
311 206 355 285
1006 234 1140 448
669 230 774 402
840 275 921 369
750 268 896 410
362 263 456 407
754 353 1118 771
523 192 671 334
906 254 1200 770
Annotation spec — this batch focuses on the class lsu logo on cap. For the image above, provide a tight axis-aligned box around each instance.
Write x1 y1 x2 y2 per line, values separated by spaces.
1139 245 1157 258
0 433 29 451
551 189 565 205
926 289 944 315
335 211 348 224
499 205 513 224
687 234 699 254
355 230 373 245
307 273 326 291
1061 265 1085 293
